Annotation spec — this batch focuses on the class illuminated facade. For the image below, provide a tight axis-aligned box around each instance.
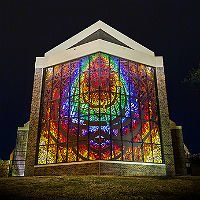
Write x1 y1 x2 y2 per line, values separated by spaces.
25 21 175 176
38 53 162 164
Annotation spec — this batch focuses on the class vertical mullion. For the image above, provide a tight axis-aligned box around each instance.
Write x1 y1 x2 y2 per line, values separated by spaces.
47 66 54 164
128 61 134 161
119 59 123 161
77 61 81 161
109 55 112 160
56 65 62 163
36 68 46 165
67 63 71 162
98 53 101 160
145 67 154 163
136 63 144 162
88 56 91 160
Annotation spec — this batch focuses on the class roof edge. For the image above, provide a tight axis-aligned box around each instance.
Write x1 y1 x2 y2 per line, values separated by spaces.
36 39 162 69
45 20 154 57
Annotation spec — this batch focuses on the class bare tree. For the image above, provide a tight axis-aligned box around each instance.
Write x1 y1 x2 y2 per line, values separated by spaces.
184 65 200 89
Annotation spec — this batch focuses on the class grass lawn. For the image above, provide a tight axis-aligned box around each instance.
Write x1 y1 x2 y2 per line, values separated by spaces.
0 176 199 199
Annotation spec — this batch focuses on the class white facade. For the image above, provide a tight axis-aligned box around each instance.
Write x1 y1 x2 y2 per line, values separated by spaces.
35 21 163 69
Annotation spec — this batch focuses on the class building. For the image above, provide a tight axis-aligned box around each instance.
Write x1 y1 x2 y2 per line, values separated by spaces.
170 120 187 175
25 21 177 176
10 122 29 176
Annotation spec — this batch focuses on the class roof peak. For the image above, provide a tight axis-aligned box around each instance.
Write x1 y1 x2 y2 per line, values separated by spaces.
45 20 154 56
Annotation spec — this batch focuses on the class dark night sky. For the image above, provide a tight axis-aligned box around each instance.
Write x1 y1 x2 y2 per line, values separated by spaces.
0 1 200 159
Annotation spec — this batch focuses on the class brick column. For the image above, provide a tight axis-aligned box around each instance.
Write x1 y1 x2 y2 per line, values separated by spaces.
171 126 187 175
25 68 43 176
156 67 175 176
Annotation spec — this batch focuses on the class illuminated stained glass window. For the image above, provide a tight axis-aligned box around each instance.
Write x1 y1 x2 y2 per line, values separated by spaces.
37 52 163 164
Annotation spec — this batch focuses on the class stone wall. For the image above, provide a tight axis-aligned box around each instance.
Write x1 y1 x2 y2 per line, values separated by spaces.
156 67 175 176
11 125 29 176
25 68 43 176
34 161 166 176
171 127 187 175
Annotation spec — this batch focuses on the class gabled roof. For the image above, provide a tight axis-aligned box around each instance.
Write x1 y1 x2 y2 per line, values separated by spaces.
45 20 154 56
70 29 130 49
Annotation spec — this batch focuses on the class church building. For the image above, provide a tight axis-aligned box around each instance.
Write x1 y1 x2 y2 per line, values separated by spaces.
25 21 178 176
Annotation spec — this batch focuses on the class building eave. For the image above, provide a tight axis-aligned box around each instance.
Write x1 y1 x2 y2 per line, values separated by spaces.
36 39 163 69
44 20 154 57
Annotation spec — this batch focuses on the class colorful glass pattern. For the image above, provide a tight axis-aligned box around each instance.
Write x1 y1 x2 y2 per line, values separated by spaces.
37 52 162 164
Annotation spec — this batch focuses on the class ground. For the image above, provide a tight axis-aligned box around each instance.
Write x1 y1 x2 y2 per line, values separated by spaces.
0 176 199 199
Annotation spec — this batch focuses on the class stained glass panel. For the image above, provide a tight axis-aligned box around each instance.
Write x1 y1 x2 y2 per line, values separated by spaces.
47 145 57 164
38 145 47 164
57 145 67 163
133 144 143 162
123 142 133 161
37 52 163 164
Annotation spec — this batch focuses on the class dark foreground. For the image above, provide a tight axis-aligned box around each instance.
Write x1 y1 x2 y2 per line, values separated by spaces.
0 176 199 200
